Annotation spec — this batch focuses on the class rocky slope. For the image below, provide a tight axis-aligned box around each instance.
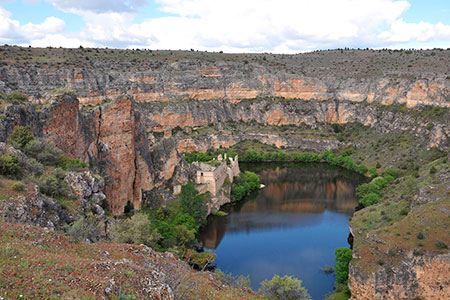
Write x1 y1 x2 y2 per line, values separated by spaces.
0 222 262 300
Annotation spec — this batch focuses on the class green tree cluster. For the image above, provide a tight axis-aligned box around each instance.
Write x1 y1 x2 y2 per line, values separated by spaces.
144 182 209 251
356 174 395 207
183 151 214 163
237 148 368 175
335 248 352 284
231 171 260 201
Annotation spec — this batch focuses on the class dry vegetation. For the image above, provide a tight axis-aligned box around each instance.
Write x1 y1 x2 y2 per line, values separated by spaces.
0 222 264 300
0 46 449 80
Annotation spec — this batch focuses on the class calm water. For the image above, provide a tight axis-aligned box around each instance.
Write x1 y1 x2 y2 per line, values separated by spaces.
198 162 364 300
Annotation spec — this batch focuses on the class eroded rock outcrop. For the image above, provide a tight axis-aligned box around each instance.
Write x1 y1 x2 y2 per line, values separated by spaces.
2 93 449 216
349 252 450 300
1 48 449 108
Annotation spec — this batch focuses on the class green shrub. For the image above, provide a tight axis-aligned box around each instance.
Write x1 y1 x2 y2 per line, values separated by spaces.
56 155 87 171
231 171 260 201
436 240 448 249
215 270 251 289
185 249 216 269
241 150 263 162
26 158 44 176
356 182 379 198
66 214 104 242
384 168 400 178
416 232 424 240
178 182 208 226
24 139 45 158
183 151 214 163
0 154 21 178
6 92 28 104
359 193 380 207
110 213 161 248
429 166 437 174
335 248 352 284
36 142 62 166
8 126 34 149
147 182 209 250
367 167 378 178
356 175 394 207
383 175 395 185
322 264 334 274
35 169 69 197
212 210 228 216
12 182 25 191
259 275 311 300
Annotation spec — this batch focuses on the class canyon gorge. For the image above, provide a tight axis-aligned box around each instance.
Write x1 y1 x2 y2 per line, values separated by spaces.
0 46 449 299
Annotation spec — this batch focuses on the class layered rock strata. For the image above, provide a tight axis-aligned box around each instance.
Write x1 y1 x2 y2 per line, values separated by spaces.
1 94 449 215
1 50 449 108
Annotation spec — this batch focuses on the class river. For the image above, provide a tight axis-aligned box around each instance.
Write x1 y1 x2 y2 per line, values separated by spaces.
198 162 365 300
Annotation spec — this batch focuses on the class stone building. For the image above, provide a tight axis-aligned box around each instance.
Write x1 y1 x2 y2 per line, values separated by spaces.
194 155 240 196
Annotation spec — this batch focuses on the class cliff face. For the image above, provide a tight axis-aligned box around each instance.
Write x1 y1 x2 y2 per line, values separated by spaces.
2 94 449 215
4 64 450 108
349 253 450 300
1 48 449 109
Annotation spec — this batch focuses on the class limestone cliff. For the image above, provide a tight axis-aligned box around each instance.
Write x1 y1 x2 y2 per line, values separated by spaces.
2 93 449 216
1 47 449 108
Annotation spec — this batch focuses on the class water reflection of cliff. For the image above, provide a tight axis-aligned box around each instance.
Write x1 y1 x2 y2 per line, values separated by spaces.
199 163 363 249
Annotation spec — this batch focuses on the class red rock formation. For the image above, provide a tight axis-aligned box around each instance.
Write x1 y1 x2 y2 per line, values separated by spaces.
96 95 139 215
42 93 91 160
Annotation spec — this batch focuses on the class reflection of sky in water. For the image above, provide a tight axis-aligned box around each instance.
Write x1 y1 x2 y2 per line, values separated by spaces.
199 163 363 300
211 211 350 300
225 212 326 233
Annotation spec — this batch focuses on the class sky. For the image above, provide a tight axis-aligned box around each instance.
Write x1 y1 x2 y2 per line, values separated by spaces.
0 0 449 53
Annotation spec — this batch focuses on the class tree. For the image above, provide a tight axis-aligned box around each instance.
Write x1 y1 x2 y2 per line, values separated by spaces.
259 275 311 300
8 126 34 149
0 154 21 178
110 213 161 248
178 182 207 226
335 248 352 284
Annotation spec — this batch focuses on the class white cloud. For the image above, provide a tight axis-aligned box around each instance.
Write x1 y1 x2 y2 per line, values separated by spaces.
47 0 148 13
1 0 450 52
0 7 67 44
0 7 21 43
378 19 450 43
22 17 66 39
28 34 95 48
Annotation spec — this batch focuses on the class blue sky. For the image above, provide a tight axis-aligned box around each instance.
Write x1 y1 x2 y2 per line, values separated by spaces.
0 0 449 52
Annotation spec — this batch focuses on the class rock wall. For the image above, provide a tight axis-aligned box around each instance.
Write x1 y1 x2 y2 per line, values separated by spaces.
1 49 450 108
349 252 450 300
2 93 449 215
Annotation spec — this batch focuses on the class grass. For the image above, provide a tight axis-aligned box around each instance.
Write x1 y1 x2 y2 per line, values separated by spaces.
0 222 265 300
1 46 449 81
350 154 450 273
